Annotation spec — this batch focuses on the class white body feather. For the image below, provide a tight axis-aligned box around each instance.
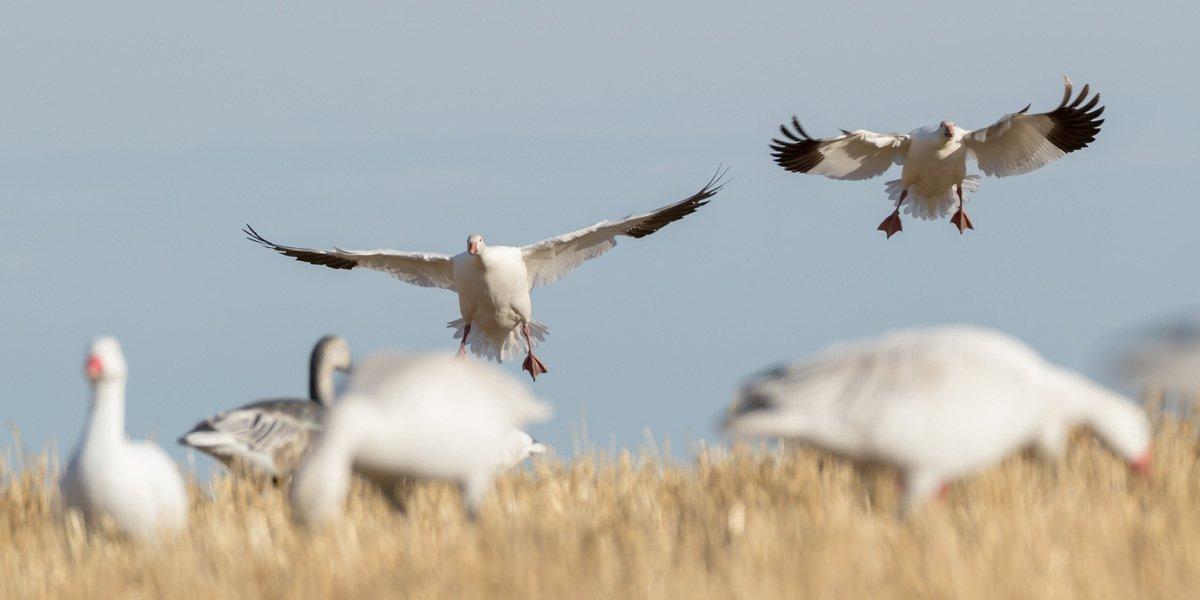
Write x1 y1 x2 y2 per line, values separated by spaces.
62 338 187 539
892 127 978 219
725 326 1150 513
291 353 552 525
450 246 547 362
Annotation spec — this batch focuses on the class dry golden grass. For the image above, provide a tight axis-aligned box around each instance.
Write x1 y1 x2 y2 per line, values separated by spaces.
3 419 1200 599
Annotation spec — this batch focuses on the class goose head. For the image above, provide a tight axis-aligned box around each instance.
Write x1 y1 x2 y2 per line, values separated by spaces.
939 120 956 140
1046 366 1152 475
467 234 485 256
311 335 352 406
313 335 351 373
1088 397 1153 476
85 336 128 383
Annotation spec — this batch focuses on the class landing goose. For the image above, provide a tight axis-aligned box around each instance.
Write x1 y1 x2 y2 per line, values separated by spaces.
245 169 726 380
61 337 188 539
177 335 351 479
723 326 1149 514
771 77 1104 237
290 352 551 525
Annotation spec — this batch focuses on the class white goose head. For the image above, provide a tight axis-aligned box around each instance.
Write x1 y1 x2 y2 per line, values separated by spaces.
1087 398 1152 475
467 234 485 256
939 120 957 140
85 336 127 383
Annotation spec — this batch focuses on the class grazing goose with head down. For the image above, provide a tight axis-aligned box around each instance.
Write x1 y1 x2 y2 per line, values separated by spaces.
178 335 351 480
290 352 552 525
245 169 726 380
724 326 1150 515
62 337 188 539
771 77 1104 237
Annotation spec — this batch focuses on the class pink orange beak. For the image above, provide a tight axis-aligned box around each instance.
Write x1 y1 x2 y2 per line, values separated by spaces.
468 242 479 255
85 355 102 379
1130 451 1152 477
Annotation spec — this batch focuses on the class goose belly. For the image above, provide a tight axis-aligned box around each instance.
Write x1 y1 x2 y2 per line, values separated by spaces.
455 253 532 334
862 378 1047 477
901 142 968 195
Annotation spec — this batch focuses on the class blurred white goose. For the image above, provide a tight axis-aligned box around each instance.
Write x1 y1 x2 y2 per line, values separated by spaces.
771 77 1104 237
723 326 1150 514
177 335 352 480
291 352 552 525
245 170 726 380
61 337 188 539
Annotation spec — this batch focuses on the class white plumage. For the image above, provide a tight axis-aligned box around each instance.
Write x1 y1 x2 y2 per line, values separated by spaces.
61 337 188 539
771 77 1104 236
244 170 725 380
290 352 552 526
723 326 1150 514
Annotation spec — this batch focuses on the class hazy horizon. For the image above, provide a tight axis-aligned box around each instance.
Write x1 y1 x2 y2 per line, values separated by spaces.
3 2 1199 473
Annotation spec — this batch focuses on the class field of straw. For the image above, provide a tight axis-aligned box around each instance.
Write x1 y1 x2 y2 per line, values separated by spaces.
3 416 1200 599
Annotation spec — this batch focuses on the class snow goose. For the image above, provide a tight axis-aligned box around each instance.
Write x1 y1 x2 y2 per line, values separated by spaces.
723 326 1149 514
177 335 351 480
244 169 726 380
290 352 551 525
61 337 188 539
771 77 1104 237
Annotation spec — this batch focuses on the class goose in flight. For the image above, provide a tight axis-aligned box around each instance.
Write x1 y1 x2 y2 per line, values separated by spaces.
723 326 1149 514
177 335 352 480
61 337 189 539
770 77 1104 237
290 352 551 525
245 169 726 380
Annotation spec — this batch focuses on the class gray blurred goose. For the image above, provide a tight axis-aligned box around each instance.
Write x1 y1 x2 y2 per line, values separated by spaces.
178 335 351 479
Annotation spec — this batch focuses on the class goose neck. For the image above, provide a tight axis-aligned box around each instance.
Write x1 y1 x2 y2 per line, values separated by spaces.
85 379 126 446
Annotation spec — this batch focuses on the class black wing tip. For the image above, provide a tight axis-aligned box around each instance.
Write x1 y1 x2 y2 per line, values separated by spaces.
700 164 732 197
1046 79 1105 153
241 224 358 270
622 168 728 239
243 223 276 248
770 116 826 173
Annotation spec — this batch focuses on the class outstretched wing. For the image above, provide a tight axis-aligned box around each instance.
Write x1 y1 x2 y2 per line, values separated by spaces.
520 168 727 288
771 120 909 180
244 225 456 290
965 76 1105 177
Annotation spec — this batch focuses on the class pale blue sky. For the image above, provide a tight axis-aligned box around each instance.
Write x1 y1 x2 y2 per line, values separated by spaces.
3 2 1198 470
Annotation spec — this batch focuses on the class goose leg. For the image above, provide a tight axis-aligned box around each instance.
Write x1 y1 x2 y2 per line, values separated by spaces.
950 184 974 234
459 470 493 521
877 189 906 239
898 470 944 518
520 323 548 381
456 323 472 359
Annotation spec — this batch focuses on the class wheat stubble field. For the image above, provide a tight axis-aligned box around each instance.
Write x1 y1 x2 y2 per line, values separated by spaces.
3 417 1200 599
